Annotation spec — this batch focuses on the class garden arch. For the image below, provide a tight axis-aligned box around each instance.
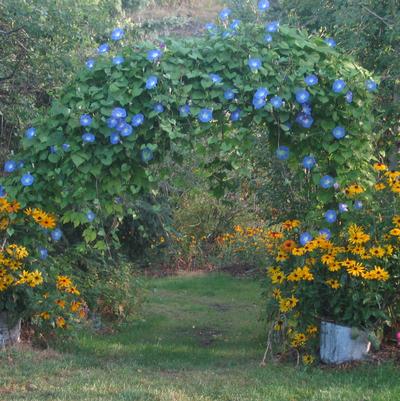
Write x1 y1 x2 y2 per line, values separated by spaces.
2 11 377 248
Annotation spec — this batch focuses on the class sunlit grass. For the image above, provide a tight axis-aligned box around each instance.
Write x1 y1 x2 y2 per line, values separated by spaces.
0 273 399 401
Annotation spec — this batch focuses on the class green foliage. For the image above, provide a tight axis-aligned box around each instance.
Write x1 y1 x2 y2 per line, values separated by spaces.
3 20 376 254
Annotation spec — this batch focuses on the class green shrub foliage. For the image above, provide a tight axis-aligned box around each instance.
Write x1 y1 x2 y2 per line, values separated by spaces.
2 16 377 248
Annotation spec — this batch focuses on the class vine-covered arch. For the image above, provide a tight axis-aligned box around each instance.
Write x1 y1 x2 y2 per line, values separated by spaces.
2 9 377 247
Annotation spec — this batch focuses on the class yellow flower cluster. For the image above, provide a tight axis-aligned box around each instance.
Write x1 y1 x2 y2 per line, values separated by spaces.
24 207 57 229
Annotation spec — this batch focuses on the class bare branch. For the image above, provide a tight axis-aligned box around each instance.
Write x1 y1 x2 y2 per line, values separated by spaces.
361 5 392 27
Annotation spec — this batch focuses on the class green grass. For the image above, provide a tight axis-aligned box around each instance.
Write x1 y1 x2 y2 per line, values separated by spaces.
0 273 399 401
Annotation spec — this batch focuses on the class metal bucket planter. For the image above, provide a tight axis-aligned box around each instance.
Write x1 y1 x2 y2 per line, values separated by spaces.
0 312 21 347
320 321 371 364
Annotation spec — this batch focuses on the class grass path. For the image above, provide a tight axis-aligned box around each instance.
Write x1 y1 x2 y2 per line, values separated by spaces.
0 273 399 400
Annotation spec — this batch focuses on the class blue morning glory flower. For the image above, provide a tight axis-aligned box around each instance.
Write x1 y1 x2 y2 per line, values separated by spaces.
264 34 273 43
345 91 353 103
107 117 119 128
16 161 24 169
324 210 337 224
131 113 145 127
320 175 335 189
4 160 17 173
304 74 318 86
270 96 283 109
120 123 133 137
248 58 262 71
300 232 313 246
82 133 95 143
302 156 316 170
295 112 314 128
219 8 232 21
38 247 48 260
332 79 346 93
230 19 241 30
324 38 336 47
51 228 63 241
205 22 216 32
110 132 120 144
153 103 164 113
319 228 331 240
141 147 154 162
258 0 270 11
62 143 70 151
339 203 349 213
224 89 235 101
97 43 110 54
147 49 163 62
146 75 158 90
112 56 125 65
266 21 279 33
0 185 5 197
354 200 363 210
295 89 310 104
116 120 127 131
111 107 127 119
332 126 346 139
21 173 34 186
86 210 96 222
179 104 191 117
198 108 213 123
25 127 36 139
230 108 241 122
111 28 124 41
276 146 289 160
86 59 95 69
253 97 266 110
80 114 92 127
302 103 312 115
209 73 222 84
366 79 377 92
254 87 269 99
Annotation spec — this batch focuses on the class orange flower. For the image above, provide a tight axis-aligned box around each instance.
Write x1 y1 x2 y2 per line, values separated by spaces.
282 240 296 252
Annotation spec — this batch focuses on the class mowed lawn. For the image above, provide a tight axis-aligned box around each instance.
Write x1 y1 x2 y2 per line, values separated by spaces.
0 273 399 401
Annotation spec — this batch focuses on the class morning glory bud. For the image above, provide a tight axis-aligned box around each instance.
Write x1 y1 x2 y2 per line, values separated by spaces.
0 185 6 197
264 34 273 43
230 19 241 30
141 147 154 162
179 104 191 117
62 143 70 151
354 200 363 210
345 91 353 103
21 173 35 186
365 79 378 92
